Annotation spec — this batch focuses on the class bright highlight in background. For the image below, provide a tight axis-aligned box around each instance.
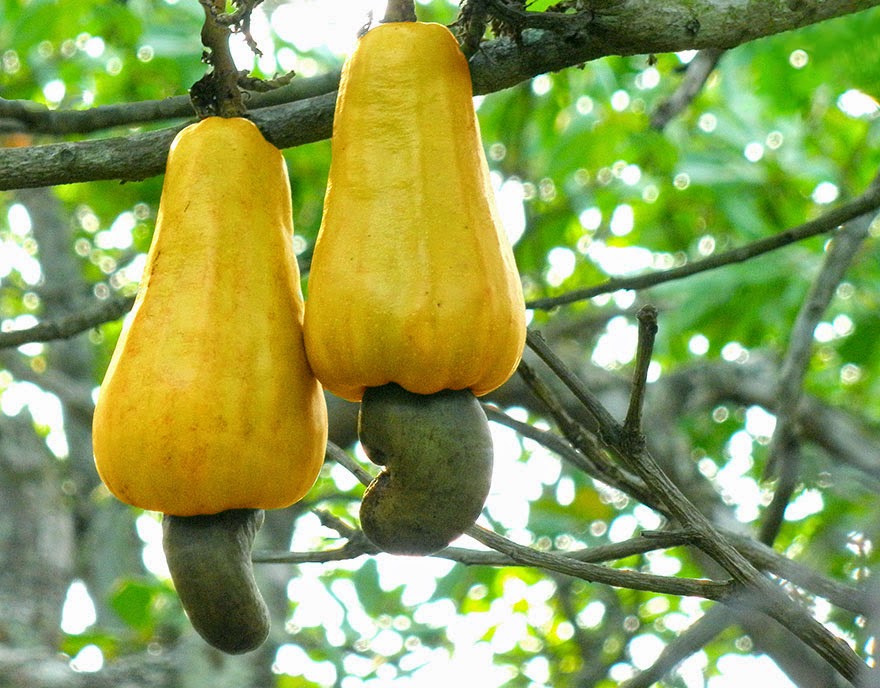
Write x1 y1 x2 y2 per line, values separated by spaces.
837 88 880 118
61 580 97 634
270 0 388 54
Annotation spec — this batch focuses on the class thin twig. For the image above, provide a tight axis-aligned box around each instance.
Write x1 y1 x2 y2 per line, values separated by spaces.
526 173 880 310
511 357 653 500
622 606 732 688
313 508 360 538
253 542 372 564
526 328 626 445
650 48 725 130
325 441 374 487
254 530 690 568
0 295 135 350
253 508 378 563
483 404 655 508
758 425 802 545
468 525 733 600
759 213 875 545
211 0 264 28
623 305 658 439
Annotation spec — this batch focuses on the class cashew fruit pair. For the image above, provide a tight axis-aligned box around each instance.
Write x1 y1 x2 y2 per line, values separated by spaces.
91 18 525 655
305 22 526 554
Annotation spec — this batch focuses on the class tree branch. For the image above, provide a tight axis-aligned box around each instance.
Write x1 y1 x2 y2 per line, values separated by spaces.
650 48 725 129
623 305 657 437
257 422 872 687
623 606 732 688
0 90 338 190
468 525 733 599
485 406 873 616
0 295 135 350
488 406 872 615
311 439 730 599
1 1 879 189
759 213 874 544
254 530 688 568
525 324 868 682
0 71 341 136
467 0 880 95
527 172 880 310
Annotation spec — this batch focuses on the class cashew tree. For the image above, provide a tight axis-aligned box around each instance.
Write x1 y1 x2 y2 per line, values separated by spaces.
1 1 880 686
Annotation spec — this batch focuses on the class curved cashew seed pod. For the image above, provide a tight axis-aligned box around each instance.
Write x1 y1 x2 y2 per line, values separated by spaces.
162 509 269 654
358 384 494 555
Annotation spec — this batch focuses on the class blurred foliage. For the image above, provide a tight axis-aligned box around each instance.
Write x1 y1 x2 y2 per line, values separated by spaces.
2 0 880 686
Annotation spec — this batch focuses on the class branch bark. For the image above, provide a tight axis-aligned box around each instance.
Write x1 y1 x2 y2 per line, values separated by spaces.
0 70 341 135
526 172 880 310
650 48 726 129
759 214 874 544
0 295 135 350
1 0 878 189
485 406 874 615
525 326 868 682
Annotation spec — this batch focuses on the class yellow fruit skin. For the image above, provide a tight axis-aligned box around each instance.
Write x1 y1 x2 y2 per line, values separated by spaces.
92 117 328 516
303 22 526 403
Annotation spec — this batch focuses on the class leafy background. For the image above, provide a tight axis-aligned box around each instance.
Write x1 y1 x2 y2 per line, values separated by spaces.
1 0 880 686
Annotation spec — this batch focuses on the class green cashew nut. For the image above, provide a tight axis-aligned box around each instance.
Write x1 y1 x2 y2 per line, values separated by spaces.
162 509 269 654
358 384 494 555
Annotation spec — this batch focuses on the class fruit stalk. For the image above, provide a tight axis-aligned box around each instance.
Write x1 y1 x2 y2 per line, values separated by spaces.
383 0 416 23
